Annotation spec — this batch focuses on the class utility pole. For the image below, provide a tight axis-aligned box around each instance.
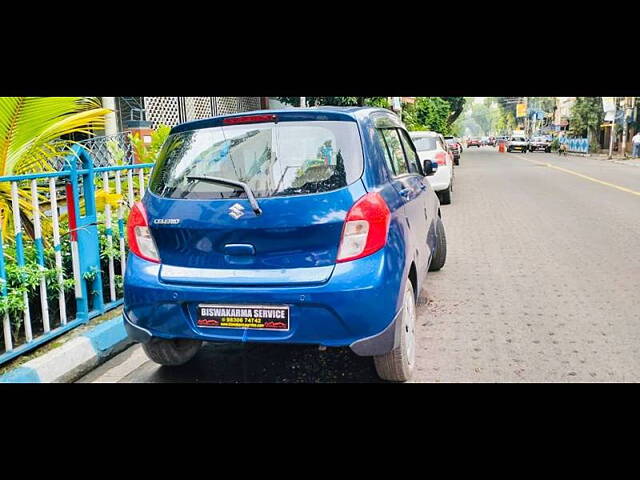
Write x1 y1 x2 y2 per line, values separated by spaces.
300 97 306 108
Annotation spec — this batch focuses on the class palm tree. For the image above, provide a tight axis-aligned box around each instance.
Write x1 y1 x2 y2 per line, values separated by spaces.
0 97 111 237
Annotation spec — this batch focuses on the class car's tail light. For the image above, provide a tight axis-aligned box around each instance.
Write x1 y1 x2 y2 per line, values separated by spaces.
337 192 391 263
435 152 447 165
127 202 160 263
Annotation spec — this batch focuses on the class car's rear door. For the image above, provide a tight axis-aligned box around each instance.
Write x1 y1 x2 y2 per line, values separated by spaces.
378 128 432 279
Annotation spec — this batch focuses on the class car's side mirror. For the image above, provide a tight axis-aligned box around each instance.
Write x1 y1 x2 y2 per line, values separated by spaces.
423 160 438 177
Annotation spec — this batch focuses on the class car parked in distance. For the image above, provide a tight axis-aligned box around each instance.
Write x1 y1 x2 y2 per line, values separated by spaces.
506 136 530 153
484 136 496 146
467 137 481 148
444 137 462 165
410 131 454 205
529 136 551 153
123 107 448 382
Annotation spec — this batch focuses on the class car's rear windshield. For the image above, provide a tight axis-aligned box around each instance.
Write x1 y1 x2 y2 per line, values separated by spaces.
512 137 526 142
149 120 364 199
410 136 438 151
445 139 457 144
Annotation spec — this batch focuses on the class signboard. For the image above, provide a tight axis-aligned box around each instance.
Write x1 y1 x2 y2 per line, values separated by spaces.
516 103 527 118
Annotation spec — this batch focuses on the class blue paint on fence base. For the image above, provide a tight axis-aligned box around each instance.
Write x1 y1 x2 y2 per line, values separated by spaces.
83 316 127 357
0 366 40 383
0 315 131 382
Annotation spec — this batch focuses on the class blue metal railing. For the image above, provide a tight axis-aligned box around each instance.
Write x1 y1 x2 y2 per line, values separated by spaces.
559 137 589 154
0 145 154 365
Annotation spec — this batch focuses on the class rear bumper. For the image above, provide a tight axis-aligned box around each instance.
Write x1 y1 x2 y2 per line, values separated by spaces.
123 246 407 355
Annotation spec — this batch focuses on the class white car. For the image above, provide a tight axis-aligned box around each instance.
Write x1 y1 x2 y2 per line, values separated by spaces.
409 131 454 204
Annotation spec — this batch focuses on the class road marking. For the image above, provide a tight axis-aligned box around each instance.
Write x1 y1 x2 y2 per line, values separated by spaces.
510 153 640 197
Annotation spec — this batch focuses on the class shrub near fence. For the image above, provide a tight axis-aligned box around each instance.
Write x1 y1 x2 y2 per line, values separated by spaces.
0 145 154 365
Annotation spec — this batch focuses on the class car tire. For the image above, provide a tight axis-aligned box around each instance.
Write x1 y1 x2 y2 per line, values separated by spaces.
429 216 447 272
374 279 416 382
439 186 452 205
454 158 459 166
142 337 203 366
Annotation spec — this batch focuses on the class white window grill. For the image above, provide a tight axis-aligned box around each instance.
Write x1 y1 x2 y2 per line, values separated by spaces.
238 97 262 112
183 97 214 121
134 97 263 128
215 97 241 115
143 96 181 128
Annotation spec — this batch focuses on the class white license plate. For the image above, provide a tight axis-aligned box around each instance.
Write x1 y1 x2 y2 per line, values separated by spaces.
197 304 290 331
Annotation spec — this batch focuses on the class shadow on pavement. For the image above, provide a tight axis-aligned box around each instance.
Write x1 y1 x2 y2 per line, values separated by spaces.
140 342 383 383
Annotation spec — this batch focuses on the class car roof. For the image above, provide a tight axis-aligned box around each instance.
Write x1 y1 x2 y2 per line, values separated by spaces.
170 106 399 134
408 131 439 138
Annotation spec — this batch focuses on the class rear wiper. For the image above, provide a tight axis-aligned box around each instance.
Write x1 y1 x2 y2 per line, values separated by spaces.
186 176 262 215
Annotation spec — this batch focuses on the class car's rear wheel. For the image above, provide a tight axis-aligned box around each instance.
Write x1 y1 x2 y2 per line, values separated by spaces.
142 337 203 366
429 216 447 272
374 279 416 382
454 157 459 166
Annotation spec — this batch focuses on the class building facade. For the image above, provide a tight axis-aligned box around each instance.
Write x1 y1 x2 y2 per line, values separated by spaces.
553 97 576 132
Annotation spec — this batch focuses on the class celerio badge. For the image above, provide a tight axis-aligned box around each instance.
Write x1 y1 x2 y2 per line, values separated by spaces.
228 203 245 219
153 219 180 225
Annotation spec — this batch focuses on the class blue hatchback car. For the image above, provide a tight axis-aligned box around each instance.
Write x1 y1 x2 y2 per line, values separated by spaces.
123 107 447 381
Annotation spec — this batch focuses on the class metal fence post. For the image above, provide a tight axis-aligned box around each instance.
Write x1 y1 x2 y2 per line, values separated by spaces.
64 145 104 321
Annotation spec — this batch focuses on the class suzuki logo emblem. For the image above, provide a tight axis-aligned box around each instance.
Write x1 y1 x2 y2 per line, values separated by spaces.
228 203 245 219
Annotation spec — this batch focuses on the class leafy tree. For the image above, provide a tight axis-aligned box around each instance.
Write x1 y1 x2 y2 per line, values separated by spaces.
403 97 453 133
568 97 603 151
441 97 466 125
0 97 110 238
276 97 386 107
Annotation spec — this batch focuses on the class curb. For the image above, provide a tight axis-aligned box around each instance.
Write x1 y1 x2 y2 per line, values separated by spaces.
0 315 133 383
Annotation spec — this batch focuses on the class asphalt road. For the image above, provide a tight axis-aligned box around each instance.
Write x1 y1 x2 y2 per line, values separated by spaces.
78 147 640 383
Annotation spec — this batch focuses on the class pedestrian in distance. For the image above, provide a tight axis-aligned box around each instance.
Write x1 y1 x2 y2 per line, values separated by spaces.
632 131 640 158
559 143 568 156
